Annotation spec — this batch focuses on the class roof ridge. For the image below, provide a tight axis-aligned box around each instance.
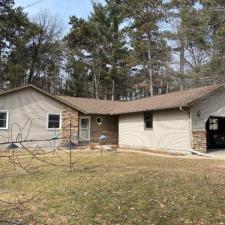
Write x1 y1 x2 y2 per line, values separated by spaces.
59 95 122 103
60 84 221 103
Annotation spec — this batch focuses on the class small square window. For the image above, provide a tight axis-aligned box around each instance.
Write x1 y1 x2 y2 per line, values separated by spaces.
209 118 218 130
0 112 8 129
48 114 61 129
144 112 153 129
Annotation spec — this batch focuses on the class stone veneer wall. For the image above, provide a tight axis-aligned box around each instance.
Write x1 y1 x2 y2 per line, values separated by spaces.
91 130 118 145
90 115 118 145
192 131 207 153
61 106 79 145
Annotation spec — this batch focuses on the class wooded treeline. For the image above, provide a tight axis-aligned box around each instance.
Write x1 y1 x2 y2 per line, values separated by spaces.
1 0 225 100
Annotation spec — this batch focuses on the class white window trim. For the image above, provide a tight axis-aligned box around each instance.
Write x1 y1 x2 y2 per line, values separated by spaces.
0 111 9 130
79 116 91 141
47 113 62 130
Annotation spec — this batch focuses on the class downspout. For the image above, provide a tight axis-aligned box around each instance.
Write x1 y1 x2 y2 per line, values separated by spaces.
179 106 212 157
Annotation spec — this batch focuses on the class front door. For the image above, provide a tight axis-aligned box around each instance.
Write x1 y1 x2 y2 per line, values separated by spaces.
79 116 90 141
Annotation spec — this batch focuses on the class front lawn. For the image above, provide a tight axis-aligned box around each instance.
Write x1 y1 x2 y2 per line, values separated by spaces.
0 150 225 224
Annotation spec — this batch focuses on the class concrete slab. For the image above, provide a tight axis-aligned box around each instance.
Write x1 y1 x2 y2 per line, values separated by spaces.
207 149 225 159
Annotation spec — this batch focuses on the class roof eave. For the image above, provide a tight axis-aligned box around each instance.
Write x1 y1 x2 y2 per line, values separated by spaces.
113 105 190 115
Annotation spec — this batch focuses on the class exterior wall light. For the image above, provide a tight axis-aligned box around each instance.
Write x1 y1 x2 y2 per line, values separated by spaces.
96 117 103 126
198 111 201 117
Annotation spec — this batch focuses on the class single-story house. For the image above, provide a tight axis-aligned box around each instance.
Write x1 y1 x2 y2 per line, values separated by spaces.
0 84 225 153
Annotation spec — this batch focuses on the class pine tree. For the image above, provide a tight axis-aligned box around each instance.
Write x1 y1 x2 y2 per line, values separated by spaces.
0 0 30 88
123 0 170 96
197 0 225 84
166 0 211 88
65 1 128 100
104 0 127 100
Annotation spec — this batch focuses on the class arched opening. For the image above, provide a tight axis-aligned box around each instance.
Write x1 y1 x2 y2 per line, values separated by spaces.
206 116 225 151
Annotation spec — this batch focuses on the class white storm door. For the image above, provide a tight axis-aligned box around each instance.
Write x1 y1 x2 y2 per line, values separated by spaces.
79 116 90 141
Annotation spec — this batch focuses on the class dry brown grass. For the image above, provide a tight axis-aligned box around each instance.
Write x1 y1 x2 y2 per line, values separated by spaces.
0 150 225 224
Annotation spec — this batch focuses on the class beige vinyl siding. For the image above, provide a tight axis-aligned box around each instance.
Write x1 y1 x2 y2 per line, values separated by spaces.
0 88 66 148
191 89 225 131
119 110 191 152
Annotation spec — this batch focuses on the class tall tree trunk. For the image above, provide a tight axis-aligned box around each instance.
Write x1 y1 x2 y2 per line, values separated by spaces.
104 85 107 100
28 61 35 84
93 73 99 99
166 83 169 93
147 43 153 97
93 59 99 99
111 79 115 101
179 37 185 91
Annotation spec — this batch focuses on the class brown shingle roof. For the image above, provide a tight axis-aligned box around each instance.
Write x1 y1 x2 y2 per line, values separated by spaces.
117 84 222 114
59 96 123 115
0 84 223 115
59 84 224 115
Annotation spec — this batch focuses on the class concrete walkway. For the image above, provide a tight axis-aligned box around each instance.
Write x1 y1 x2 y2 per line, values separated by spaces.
207 150 225 159
118 149 225 160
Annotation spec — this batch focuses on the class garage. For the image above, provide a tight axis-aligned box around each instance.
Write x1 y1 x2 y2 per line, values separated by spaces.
206 117 225 150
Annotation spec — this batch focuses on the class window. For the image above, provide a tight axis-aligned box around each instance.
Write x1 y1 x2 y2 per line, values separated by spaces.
144 112 153 129
47 113 61 129
0 111 9 129
209 118 218 130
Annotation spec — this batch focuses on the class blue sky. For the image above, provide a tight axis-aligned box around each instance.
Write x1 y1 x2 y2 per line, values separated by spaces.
15 0 105 33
